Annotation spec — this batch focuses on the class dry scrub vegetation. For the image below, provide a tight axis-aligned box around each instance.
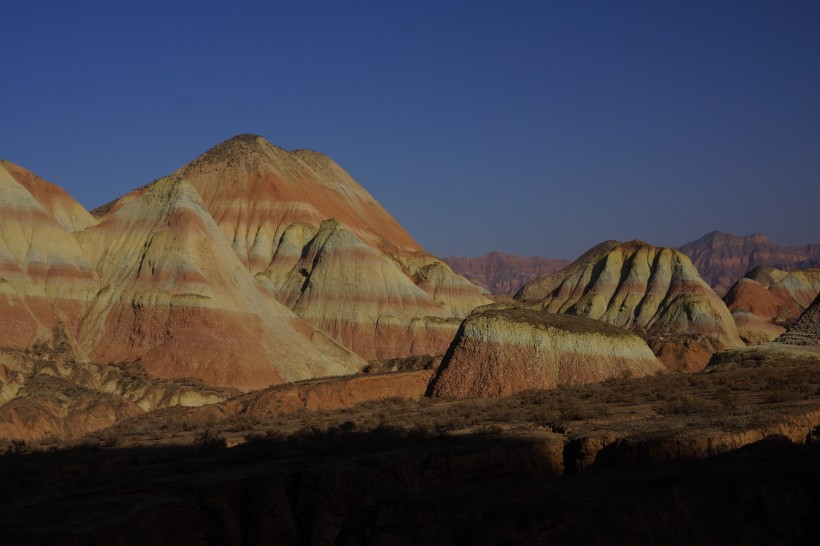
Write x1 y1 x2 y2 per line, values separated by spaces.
4 346 816 456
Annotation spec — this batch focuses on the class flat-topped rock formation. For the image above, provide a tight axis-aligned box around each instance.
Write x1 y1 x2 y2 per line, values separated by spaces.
679 231 820 296
428 308 663 398
516 240 743 371
443 251 571 295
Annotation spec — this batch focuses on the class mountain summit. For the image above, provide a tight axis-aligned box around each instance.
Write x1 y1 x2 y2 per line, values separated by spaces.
97 135 492 360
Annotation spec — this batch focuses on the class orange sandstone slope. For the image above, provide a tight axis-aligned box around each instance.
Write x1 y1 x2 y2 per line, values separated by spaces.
723 267 820 345
76 177 364 391
516 240 743 371
98 135 491 360
442 251 571 295
0 162 98 351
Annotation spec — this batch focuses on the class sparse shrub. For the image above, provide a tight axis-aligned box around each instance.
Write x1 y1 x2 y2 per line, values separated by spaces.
194 429 227 452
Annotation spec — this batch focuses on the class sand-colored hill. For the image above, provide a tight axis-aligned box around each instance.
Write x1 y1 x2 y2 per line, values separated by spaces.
679 231 820 296
428 308 664 398
95 135 491 360
723 266 820 344
516 240 743 370
0 162 98 352
442 251 571 295
75 177 364 390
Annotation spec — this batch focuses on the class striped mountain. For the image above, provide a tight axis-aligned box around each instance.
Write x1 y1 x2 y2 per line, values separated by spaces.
516 240 743 371
95 135 491 360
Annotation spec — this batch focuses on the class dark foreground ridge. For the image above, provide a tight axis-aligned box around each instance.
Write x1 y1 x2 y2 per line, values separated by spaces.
1 428 818 545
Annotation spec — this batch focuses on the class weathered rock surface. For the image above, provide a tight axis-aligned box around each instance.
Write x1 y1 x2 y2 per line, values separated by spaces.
679 230 820 296
516 240 743 370
95 135 491 360
724 266 820 344
429 308 663 398
0 347 236 442
75 177 364 390
234 369 435 416
442 251 571 295
775 293 820 346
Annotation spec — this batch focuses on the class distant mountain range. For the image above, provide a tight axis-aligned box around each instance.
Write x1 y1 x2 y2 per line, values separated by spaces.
446 231 820 297
678 231 820 296
442 252 571 295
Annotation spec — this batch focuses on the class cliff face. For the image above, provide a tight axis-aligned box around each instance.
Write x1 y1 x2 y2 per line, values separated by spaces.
443 251 571 295
516 240 743 370
429 308 663 398
679 231 820 296
96 135 490 360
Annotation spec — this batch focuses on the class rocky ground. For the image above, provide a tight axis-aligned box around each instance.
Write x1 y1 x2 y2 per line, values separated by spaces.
1 344 819 544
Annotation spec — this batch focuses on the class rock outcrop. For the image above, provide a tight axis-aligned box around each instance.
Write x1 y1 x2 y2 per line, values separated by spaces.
723 267 820 344
775 294 820 346
442 251 571 295
75 177 364 391
429 308 663 398
95 135 491 360
679 231 820 296
515 240 743 371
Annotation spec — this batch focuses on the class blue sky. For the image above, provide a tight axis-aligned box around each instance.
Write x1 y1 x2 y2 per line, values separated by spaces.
2 1 819 259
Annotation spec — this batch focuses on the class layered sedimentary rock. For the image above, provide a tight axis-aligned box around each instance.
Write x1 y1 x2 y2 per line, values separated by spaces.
775 294 820 346
443 251 571 295
429 308 663 398
75 177 364 391
96 135 491 359
679 231 820 296
0 160 97 232
723 267 820 344
516 240 743 371
0 162 98 352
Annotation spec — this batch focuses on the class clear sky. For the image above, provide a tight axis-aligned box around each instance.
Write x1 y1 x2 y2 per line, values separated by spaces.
2 1 819 259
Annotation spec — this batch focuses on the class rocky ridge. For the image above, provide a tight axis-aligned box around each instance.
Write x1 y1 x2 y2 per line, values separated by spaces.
775 293 820 346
